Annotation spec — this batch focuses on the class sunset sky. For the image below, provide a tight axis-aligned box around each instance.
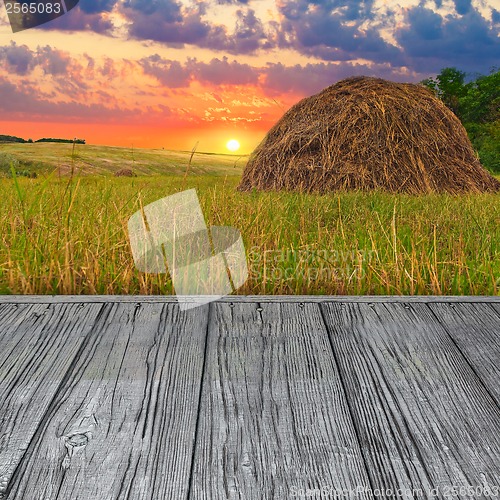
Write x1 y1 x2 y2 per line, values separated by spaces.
0 0 498 153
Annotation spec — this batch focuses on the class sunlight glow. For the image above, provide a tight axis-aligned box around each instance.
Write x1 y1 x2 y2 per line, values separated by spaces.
226 139 240 152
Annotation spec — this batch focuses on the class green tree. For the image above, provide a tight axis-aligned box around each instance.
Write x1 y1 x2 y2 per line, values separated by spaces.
459 68 499 123
421 67 500 173
465 122 499 172
421 67 467 117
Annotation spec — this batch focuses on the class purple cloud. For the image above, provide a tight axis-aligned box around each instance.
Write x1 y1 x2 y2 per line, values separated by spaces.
0 42 35 75
189 56 258 85
262 61 416 95
397 7 500 73
140 55 191 87
37 6 114 33
0 75 140 121
276 0 403 65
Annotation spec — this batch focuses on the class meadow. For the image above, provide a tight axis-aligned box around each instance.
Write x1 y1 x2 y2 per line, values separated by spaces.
0 142 499 295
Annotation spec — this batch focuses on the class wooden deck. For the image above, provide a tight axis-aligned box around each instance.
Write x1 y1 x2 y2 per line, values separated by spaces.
0 296 499 499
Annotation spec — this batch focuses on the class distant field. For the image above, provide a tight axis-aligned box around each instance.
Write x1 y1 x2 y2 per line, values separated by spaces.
0 142 247 176
0 143 499 295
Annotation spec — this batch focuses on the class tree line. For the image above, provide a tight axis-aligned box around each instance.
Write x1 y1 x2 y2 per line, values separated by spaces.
421 67 499 173
0 135 85 144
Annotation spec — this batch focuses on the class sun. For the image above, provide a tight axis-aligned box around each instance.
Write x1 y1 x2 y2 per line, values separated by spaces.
226 139 240 152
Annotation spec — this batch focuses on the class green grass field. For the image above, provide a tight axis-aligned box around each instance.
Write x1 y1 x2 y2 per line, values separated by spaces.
1 142 499 295
0 142 247 176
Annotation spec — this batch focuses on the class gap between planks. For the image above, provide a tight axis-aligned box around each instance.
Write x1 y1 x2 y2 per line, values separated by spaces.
0 295 499 304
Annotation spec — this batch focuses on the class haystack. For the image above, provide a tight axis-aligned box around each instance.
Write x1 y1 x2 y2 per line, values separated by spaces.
238 76 500 194
115 168 136 177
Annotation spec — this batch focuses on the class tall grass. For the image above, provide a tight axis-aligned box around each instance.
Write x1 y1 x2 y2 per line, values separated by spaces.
0 173 499 295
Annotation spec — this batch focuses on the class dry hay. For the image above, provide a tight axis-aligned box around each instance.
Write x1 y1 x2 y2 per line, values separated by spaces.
114 168 136 177
238 76 500 194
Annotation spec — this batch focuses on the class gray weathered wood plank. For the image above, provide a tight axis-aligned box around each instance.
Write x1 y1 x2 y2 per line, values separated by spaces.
0 303 47 344
428 302 500 405
321 302 500 498
490 302 500 316
0 303 78 353
190 301 372 499
0 302 104 499
6 302 209 500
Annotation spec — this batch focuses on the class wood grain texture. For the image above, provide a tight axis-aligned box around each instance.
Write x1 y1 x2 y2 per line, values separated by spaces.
0 302 104 499
6 302 209 500
190 301 372 499
0 303 47 343
321 302 500 498
490 302 500 315
2 297 499 499
428 302 500 405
